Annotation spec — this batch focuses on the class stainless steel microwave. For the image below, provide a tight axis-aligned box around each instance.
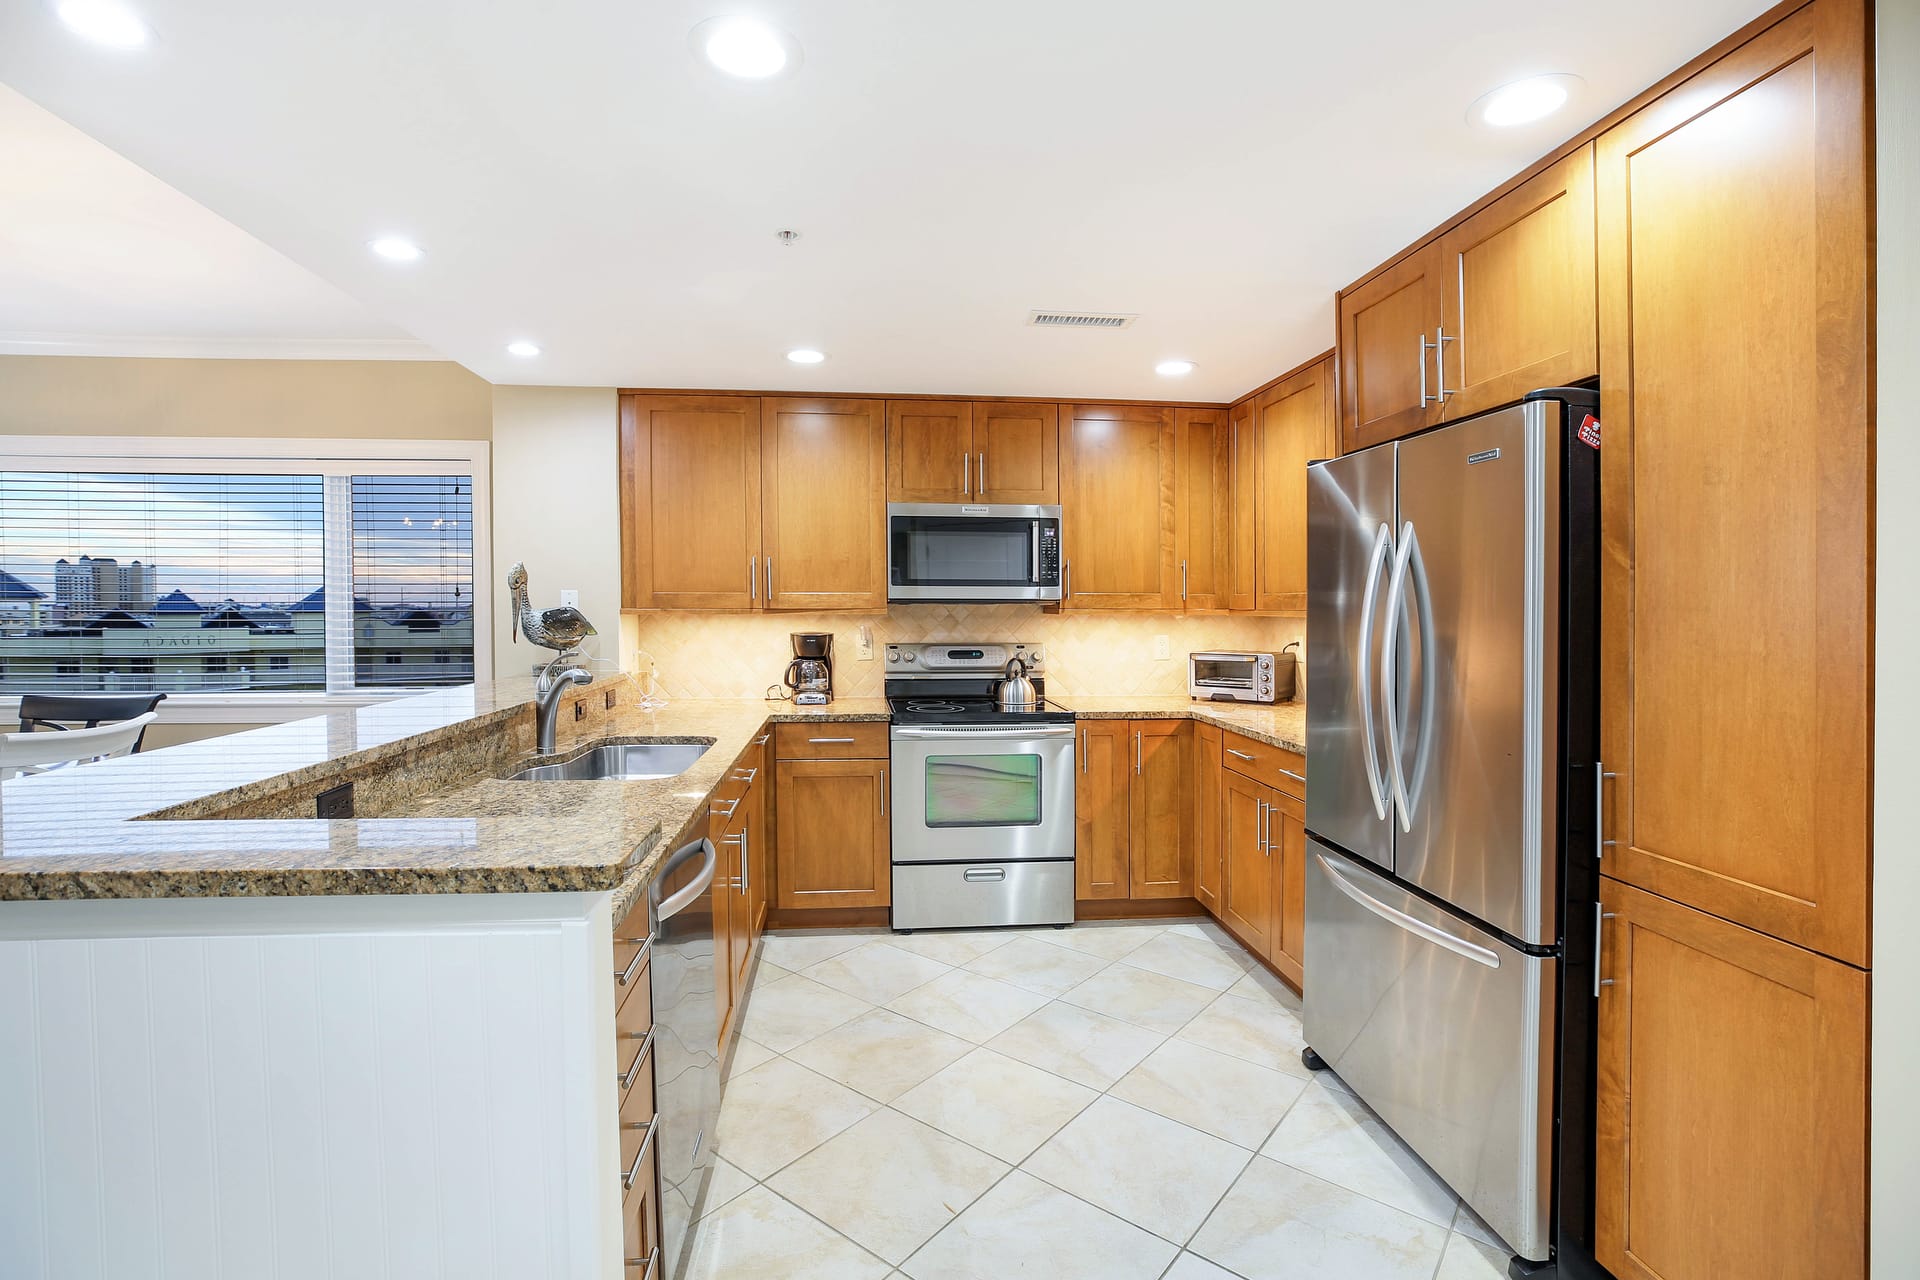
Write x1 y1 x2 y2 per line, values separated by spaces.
887 503 1063 602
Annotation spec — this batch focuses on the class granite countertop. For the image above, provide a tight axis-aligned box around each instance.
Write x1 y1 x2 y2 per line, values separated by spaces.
0 678 888 902
1057 696 1306 753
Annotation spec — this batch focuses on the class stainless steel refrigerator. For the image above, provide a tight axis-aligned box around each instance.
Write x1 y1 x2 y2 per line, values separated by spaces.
1302 390 1605 1278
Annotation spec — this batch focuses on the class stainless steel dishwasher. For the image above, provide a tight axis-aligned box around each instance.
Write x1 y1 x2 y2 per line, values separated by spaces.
646 836 720 1280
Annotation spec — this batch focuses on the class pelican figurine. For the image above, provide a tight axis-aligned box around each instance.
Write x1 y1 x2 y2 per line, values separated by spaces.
507 563 597 679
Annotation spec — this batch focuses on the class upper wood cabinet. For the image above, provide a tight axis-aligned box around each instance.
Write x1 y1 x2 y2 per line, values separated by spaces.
1595 0 1870 965
1595 878 1866 1279
1437 146 1597 420
761 397 888 611
620 394 761 610
1253 356 1337 612
886 400 973 502
1128 721 1191 899
1174 408 1231 612
884 400 1058 504
1075 720 1131 901
1226 398 1258 611
1336 145 1597 453
1059 404 1178 610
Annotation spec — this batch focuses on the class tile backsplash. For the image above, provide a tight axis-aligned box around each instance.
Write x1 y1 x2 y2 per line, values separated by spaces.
625 605 1305 700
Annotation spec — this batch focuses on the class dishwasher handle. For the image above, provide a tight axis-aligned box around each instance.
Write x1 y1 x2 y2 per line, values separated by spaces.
650 837 717 924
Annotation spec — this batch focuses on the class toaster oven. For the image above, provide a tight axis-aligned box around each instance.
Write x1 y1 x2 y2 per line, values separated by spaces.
1188 650 1292 703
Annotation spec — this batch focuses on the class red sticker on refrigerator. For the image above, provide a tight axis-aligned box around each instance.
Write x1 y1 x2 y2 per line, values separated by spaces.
1577 414 1602 449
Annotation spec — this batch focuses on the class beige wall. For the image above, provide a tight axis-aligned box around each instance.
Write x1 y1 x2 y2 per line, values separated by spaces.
1875 3 1918 1272
0 355 491 440
489 385 624 679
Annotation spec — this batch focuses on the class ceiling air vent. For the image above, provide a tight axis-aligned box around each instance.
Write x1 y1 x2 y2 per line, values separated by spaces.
1027 310 1137 330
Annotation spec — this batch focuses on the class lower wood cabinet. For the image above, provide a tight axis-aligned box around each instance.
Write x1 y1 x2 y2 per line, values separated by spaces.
1205 730 1307 987
710 733 768 1045
1074 719 1190 901
610 892 661 1272
1192 723 1223 913
774 754 891 912
1595 877 1866 1280
1218 769 1276 955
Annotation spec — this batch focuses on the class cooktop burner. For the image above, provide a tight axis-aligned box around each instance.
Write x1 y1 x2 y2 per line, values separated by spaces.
901 700 970 714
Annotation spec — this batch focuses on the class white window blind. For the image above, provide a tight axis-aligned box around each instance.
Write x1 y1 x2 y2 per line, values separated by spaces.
349 474 476 688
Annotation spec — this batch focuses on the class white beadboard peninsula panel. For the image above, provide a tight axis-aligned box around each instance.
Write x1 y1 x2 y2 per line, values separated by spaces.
0 894 620 1280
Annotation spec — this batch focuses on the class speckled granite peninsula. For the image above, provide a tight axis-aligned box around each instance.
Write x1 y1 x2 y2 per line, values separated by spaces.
0 674 888 901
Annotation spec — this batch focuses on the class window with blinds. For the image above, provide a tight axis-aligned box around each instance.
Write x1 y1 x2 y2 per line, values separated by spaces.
0 465 479 698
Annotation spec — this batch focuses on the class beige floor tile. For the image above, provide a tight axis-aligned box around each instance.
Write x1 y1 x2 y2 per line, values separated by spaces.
881 928 1015 966
1188 1157 1449 1280
713 1057 878 1179
1109 1037 1309 1149
893 1046 1099 1163
1176 992 1311 1073
1023 1096 1252 1243
748 958 794 988
785 1008 973 1102
986 1000 1164 1089
1226 963 1302 1009
1167 919 1240 947
768 1109 1010 1264
884 968 1050 1043
1058 962 1220 1034
1452 1202 1507 1249
683 1184 891 1280
735 973 873 1053
724 1034 777 1080
803 941 955 1004
760 930 874 971
1259 1080 1458 1227
901 1170 1178 1280
1042 921 1164 961
962 934 1112 997
1164 1253 1242 1280
1437 1232 1513 1279
1120 931 1253 990
699 1156 757 1219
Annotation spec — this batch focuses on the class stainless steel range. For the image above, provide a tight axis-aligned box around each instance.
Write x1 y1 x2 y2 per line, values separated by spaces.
886 642 1076 930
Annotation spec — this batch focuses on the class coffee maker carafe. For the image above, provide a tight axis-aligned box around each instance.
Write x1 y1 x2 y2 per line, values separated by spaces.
784 632 834 705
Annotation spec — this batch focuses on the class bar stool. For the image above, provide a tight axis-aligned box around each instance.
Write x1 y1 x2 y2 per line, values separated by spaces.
1 713 160 781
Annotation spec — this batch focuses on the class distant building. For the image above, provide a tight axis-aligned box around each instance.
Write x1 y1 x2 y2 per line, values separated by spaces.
52 556 158 615
0 569 46 628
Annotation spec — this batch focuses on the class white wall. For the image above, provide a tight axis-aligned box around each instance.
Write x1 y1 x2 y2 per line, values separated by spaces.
489 386 625 678
1874 1 1919 1272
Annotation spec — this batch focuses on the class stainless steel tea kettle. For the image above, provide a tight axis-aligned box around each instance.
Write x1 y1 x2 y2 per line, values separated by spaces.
995 656 1038 711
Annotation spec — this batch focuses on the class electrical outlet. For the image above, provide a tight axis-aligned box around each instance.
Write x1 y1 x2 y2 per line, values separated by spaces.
559 589 580 608
573 699 587 721
1153 634 1172 660
604 689 617 710
856 623 875 660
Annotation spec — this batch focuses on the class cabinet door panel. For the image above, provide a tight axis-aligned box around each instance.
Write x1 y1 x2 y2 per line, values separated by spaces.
1597 0 1870 963
1255 357 1335 612
1174 408 1231 612
973 401 1058 504
1439 146 1597 419
1270 791 1305 988
774 759 890 909
1128 721 1191 899
761 398 887 611
887 400 973 502
1337 248 1442 453
1074 721 1131 900
1219 771 1275 953
1193 723 1223 914
1059 404 1178 610
620 394 761 610
1595 878 1865 1280
1226 399 1258 611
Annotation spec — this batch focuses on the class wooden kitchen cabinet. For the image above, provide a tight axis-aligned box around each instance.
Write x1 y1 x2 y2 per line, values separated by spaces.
886 400 974 502
886 399 1058 504
1269 790 1306 986
972 401 1059 503
1595 878 1866 1280
1337 246 1444 453
1074 720 1132 901
1226 398 1258 611
1253 356 1336 612
1174 408 1231 612
1058 404 1179 609
774 757 891 911
1127 721 1191 899
619 394 762 610
1192 722 1223 914
1218 770 1276 955
761 397 888 610
1595 0 1870 965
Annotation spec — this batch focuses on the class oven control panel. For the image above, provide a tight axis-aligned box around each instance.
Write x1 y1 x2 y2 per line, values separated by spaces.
885 642 1045 674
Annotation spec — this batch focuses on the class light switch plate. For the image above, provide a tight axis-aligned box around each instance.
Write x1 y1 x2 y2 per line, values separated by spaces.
559 589 580 608
1153 634 1172 660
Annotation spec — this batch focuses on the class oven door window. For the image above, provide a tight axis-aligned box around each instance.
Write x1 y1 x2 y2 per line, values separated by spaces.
892 517 1032 587
924 754 1042 827
1190 658 1254 688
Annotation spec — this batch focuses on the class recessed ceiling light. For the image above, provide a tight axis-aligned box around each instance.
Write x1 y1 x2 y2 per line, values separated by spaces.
1471 74 1580 128
692 16 800 80
786 348 826 365
368 236 423 263
1155 359 1197 377
506 341 540 358
54 0 150 48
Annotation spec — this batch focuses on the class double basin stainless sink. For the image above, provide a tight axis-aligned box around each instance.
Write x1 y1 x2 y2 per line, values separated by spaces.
505 741 711 782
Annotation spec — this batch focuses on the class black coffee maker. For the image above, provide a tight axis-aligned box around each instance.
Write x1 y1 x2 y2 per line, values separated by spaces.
784 632 834 705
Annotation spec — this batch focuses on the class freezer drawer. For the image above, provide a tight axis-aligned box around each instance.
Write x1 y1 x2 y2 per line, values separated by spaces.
1303 840 1554 1261
891 859 1075 930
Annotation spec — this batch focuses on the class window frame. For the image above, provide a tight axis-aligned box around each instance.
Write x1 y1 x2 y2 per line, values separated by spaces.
0 434 492 724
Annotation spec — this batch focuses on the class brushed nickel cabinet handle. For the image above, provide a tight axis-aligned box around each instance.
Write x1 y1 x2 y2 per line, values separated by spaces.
1278 768 1305 783
1134 731 1142 775
962 452 970 497
1080 727 1088 773
616 936 653 988
978 452 986 496
619 1026 657 1092
622 1116 658 1191
625 1248 660 1278
712 798 740 820
1594 905 1618 996
809 737 855 744
1226 748 1256 762
1181 559 1188 601
765 557 774 597
879 768 887 817
1434 324 1455 400
749 555 757 601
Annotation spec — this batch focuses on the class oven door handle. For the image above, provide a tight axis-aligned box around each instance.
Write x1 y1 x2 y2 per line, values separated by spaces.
890 725 1077 740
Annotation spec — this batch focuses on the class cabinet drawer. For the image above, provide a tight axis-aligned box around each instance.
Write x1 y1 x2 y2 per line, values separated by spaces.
617 964 654 1041
773 721 888 760
621 1111 660 1216
618 1033 657 1153
1220 731 1307 798
708 732 769 817
613 909 652 1017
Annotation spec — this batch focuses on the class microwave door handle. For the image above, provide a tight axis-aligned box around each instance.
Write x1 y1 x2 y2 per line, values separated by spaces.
1031 521 1040 583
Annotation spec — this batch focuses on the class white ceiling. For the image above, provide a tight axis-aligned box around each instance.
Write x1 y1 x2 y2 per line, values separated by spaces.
0 81 430 360
0 0 1771 400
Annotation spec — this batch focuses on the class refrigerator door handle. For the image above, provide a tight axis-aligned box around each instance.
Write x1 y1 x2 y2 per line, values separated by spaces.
1404 527 1439 819
1315 851 1501 969
1355 522 1394 822
1380 522 1417 832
